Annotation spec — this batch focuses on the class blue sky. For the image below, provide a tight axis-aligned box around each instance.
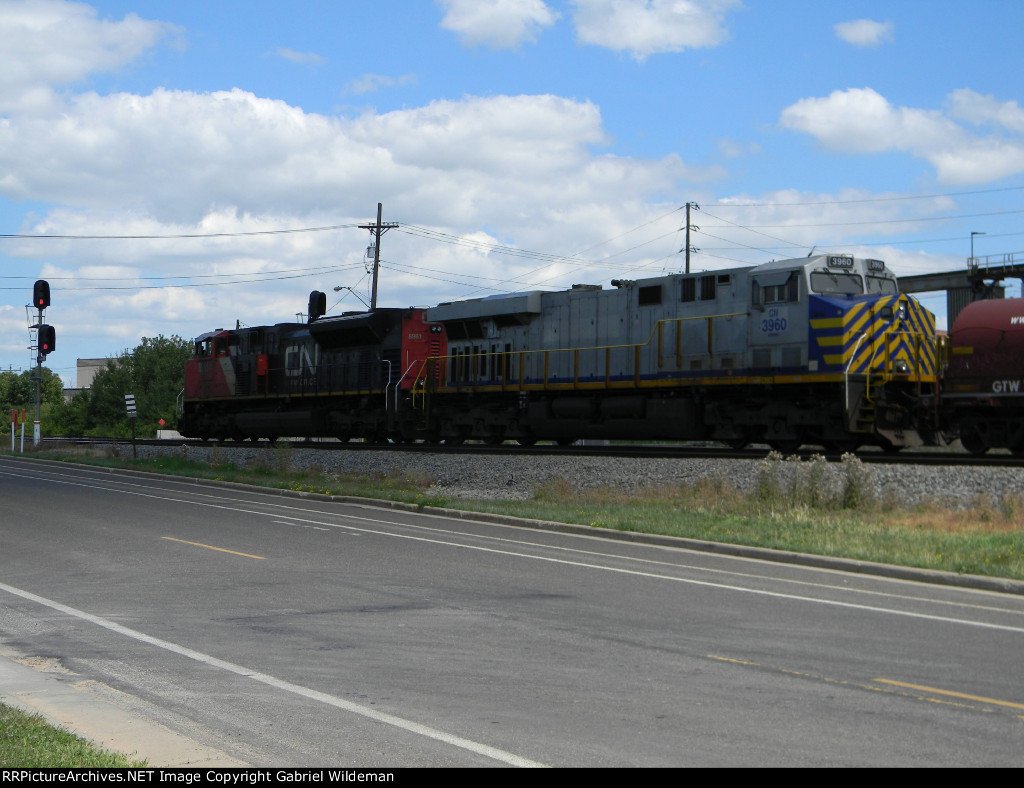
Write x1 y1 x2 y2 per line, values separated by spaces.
3 0 1024 384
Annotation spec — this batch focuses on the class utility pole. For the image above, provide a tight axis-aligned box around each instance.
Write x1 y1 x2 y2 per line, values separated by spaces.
683 202 700 275
359 203 399 310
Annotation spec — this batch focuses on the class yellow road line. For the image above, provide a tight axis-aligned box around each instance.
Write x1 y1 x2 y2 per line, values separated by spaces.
873 679 1024 711
161 537 265 560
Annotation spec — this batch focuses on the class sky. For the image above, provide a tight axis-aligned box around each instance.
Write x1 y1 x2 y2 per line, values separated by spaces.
3 0 1024 385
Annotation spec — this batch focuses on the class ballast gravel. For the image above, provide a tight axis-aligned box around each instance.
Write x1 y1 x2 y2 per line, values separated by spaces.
131 442 1024 511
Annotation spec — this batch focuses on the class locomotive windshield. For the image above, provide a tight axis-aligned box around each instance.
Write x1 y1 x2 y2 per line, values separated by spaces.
866 275 898 295
810 271 863 295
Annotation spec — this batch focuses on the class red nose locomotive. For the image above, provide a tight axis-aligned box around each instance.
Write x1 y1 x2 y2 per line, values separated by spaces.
181 307 445 442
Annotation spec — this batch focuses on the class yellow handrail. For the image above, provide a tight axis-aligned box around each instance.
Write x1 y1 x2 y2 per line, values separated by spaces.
409 312 746 393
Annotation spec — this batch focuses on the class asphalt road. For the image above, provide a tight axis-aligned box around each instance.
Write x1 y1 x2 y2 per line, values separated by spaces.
1 456 1023 767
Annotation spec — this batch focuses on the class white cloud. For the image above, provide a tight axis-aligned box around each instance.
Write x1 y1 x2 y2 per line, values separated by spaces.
946 88 1024 134
343 73 418 96
779 87 1024 184
0 86 700 224
572 0 740 60
0 0 178 113
276 47 327 66
437 0 559 49
1 84 700 338
833 18 893 47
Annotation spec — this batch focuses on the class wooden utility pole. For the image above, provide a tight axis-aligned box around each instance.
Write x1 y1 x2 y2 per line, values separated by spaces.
684 202 700 275
359 203 399 310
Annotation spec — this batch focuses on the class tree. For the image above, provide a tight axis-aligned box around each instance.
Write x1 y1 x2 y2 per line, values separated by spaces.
78 335 193 438
0 368 64 415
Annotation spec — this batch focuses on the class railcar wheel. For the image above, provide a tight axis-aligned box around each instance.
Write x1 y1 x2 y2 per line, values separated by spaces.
768 440 801 454
724 439 748 450
516 437 537 446
556 438 578 447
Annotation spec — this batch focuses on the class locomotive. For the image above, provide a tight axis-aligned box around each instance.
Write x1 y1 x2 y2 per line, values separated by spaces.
179 253 943 451
942 297 1024 454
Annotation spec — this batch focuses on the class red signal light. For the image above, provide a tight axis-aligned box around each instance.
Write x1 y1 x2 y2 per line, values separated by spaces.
33 280 50 310
38 324 55 355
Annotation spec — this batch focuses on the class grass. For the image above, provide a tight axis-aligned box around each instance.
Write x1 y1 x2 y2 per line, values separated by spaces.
0 701 146 768
6 443 1024 583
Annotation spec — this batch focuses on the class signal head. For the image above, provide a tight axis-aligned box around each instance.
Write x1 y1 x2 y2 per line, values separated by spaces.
39 324 55 355
33 280 50 310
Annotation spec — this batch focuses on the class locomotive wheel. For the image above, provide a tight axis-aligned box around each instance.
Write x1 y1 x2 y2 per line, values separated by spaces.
959 428 988 455
878 439 902 454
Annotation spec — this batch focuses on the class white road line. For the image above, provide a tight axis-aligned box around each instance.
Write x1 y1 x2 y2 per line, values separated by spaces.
3 464 1024 634
0 580 546 768
6 460 1024 621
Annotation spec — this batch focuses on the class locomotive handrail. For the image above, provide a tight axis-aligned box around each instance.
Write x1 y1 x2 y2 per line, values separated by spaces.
411 311 747 393
844 326 940 431
844 332 869 415
392 360 419 417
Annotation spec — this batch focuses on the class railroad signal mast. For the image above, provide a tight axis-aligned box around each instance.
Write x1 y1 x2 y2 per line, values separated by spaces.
30 279 55 446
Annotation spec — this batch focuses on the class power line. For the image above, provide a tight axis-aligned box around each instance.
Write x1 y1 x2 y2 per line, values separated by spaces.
0 223 359 240
0 262 364 283
711 184 1024 208
0 264 364 292
700 207 1024 229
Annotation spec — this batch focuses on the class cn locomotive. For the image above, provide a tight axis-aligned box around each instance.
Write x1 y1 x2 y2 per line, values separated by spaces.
179 253 943 451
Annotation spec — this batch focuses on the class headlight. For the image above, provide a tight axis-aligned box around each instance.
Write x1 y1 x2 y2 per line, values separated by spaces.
894 360 910 374
897 304 908 321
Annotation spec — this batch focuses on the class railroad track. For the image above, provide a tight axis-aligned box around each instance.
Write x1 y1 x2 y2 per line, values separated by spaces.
39 435 1023 467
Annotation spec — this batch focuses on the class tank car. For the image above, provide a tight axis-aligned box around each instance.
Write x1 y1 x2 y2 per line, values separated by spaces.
414 254 941 450
942 298 1024 454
